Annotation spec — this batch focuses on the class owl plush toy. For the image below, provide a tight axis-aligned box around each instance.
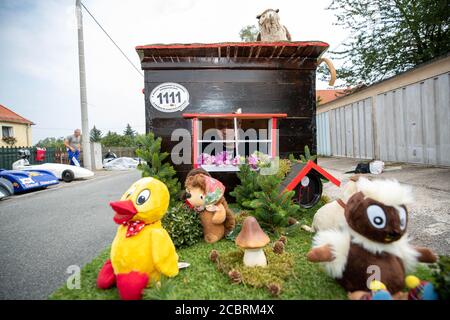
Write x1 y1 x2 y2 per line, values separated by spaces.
307 178 438 298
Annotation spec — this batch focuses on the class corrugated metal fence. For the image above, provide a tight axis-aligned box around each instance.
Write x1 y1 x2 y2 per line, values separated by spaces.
376 73 450 165
316 72 450 166
327 97 374 159
316 112 331 156
0 146 56 170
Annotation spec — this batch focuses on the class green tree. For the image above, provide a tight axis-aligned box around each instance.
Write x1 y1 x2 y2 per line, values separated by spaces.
230 164 261 208
101 131 123 147
239 25 259 42
90 126 102 142
123 123 136 138
244 173 300 234
135 133 181 207
101 131 136 147
35 137 65 149
231 159 292 209
326 0 450 85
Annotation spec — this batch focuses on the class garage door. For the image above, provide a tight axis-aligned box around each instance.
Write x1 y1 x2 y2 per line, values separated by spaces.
376 72 450 166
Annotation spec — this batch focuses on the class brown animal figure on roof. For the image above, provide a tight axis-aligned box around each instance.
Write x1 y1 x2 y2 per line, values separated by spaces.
256 9 291 42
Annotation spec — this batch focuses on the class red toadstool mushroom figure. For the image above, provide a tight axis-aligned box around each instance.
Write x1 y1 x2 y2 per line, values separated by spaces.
235 217 270 267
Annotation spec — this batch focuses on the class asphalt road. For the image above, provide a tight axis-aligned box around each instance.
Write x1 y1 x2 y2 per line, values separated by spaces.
0 169 141 300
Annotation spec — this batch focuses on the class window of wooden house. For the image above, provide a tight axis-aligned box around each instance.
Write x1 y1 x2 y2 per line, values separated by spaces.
183 113 286 172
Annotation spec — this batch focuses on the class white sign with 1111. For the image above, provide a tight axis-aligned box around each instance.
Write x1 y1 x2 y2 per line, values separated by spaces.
149 82 190 113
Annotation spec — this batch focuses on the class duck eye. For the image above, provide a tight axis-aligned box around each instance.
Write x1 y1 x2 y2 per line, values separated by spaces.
367 205 386 229
398 207 407 230
136 189 150 205
200 195 204 200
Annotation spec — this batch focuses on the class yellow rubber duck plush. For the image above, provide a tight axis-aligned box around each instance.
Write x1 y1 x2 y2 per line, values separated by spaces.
97 177 179 300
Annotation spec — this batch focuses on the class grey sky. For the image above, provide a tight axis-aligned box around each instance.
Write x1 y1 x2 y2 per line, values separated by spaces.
0 0 348 143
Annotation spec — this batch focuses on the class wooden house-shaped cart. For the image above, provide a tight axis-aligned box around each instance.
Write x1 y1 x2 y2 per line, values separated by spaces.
136 41 338 204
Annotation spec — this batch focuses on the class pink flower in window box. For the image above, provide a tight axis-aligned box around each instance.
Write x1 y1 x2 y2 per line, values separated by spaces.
247 154 258 169
231 156 241 166
214 155 223 166
199 153 213 165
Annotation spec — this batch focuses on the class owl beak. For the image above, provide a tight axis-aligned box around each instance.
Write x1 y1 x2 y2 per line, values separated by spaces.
385 231 401 242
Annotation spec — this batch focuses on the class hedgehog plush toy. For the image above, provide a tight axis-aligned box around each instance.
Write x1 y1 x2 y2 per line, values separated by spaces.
184 169 235 243
307 177 438 297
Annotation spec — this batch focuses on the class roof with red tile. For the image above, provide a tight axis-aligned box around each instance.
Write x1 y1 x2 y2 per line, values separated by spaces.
136 41 330 61
0 104 34 125
317 89 348 105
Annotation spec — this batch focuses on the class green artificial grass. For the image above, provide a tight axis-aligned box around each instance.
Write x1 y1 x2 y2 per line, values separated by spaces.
49 198 434 300
214 247 295 292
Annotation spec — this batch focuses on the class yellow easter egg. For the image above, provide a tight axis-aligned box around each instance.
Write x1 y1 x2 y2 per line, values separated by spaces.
369 280 387 291
405 275 420 289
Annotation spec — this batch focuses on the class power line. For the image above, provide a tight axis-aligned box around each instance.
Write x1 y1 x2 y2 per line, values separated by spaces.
80 1 144 78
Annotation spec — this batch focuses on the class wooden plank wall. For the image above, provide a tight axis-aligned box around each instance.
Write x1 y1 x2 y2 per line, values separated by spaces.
144 68 316 185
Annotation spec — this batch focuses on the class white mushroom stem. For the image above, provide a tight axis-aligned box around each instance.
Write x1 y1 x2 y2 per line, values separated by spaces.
243 248 267 267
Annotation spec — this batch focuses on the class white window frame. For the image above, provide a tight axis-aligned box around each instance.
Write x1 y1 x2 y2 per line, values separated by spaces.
1 126 14 138
195 117 273 172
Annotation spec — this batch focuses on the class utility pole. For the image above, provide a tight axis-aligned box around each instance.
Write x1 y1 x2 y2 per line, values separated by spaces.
76 0 92 170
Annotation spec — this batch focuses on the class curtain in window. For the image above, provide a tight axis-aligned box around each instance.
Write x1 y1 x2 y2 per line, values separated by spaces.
2 127 12 137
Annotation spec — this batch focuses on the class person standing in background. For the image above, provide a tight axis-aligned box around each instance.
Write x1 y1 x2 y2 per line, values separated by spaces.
64 129 82 166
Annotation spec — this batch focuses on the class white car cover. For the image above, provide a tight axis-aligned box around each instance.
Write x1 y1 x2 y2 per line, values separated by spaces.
103 157 139 171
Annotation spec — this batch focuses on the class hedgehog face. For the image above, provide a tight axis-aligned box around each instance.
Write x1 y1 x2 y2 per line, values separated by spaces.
345 192 408 243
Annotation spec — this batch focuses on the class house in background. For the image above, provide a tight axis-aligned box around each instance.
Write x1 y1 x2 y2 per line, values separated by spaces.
316 89 348 105
0 104 34 147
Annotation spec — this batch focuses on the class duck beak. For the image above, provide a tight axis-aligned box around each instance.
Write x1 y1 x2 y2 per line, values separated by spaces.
110 200 137 224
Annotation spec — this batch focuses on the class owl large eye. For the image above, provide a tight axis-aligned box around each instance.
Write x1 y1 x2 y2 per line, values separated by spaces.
136 189 150 206
367 205 386 229
398 207 407 230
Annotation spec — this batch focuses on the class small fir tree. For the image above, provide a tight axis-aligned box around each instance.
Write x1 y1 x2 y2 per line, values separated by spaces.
135 133 181 207
230 164 261 208
244 173 300 234
90 126 102 142
124 123 136 137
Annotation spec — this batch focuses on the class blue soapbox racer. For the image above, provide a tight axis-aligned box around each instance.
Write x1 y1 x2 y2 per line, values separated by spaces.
0 167 59 194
